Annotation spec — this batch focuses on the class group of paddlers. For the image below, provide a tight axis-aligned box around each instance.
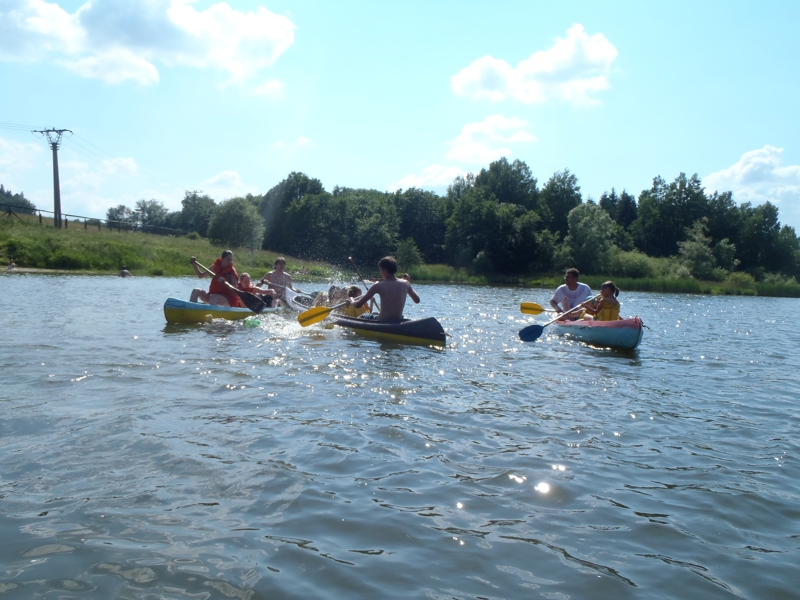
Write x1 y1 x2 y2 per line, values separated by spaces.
189 252 418 321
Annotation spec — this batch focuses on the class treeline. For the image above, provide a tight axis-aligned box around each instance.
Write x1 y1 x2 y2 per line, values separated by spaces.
7 156 799 284
0 185 37 214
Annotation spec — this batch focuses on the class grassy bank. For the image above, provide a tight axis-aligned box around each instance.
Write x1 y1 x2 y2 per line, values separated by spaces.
0 217 333 278
4 217 800 298
406 264 800 298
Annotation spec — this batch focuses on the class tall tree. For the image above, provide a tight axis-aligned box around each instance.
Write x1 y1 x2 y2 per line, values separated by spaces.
261 172 325 250
473 158 538 209
565 202 618 274
394 188 449 263
135 199 168 232
0 185 37 214
180 191 216 237
538 169 582 239
207 197 265 251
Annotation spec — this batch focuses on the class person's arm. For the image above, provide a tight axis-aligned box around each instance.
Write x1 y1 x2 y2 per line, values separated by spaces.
583 299 602 315
190 257 208 279
550 289 563 313
405 282 420 304
353 284 378 308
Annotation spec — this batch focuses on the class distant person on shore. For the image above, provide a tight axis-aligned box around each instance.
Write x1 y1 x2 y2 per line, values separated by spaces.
118 266 132 277
346 256 419 321
582 281 620 321
7 259 16 271
237 272 278 307
259 257 303 307
189 251 241 306
550 268 592 320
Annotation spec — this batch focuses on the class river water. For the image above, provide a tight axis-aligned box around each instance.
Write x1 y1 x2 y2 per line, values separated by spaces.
0 274 798 599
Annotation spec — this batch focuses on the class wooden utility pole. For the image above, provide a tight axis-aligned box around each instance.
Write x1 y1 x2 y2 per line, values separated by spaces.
33 128 72 228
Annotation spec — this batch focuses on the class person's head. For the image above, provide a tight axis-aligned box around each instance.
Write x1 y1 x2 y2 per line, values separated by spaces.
347 285 361 298
601 280 619 297
274 257 286 271
565 268 580 282
329 285 340 298
221 250 233 267
239 273 251 285
378 256 398 275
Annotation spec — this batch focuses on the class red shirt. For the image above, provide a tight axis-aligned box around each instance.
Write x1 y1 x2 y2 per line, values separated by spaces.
209 258 241 307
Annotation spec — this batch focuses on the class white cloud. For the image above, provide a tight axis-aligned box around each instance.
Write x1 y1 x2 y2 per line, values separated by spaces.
273 136 315 148
390 165 467 193
705 145 800 228
0 0 295 85
452 24 618 105
0 137 44 187
202 170 259 199
446 115 535 164
254 79 284 98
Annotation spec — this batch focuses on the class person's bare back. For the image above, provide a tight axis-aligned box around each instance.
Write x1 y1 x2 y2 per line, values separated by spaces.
350 256 419 321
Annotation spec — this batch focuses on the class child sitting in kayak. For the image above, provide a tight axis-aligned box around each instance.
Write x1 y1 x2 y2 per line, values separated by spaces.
238 273 278 307
583 281 621 321
342 286 375 317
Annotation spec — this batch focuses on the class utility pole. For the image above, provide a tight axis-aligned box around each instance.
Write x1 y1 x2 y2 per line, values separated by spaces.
33 128 72 228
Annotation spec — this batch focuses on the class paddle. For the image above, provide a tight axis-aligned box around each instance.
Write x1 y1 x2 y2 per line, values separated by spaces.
259 279 314 299
297 302 348 327
349 256 380 310
519 302 556 315
192 259 267 314
519 294 601 342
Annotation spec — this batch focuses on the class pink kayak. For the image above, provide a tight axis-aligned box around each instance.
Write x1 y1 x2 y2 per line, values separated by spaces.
551 316 644 350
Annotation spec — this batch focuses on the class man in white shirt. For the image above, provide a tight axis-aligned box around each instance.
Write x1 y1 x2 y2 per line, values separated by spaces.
550 268 592 319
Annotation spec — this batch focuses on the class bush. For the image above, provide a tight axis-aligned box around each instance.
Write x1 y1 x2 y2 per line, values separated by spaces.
185 231 201 240
608 250 655 278
726 271 756 288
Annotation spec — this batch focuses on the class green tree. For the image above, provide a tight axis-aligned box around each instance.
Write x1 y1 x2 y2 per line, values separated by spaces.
135 199 168 232
539 169 582 239
631 173 708 257
394 188 449 263
396 238 423 269
261 172 325 250
179 192 216 237
565 202 618 274
473 157 538 210
207 197 265 251
0 185 37 214
678 219 718 279
106 205 136 230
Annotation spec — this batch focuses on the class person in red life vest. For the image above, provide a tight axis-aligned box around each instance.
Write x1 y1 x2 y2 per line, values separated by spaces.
189 251 242 307
237 272 278 307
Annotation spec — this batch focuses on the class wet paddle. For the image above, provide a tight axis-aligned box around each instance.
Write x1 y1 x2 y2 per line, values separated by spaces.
297 302 348 327
519 302 556 315
349 256 380 310
519 294 601 342
192 259 267 314
259 279 314 299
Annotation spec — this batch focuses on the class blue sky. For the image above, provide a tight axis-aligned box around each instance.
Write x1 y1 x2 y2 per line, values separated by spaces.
2 0 800 232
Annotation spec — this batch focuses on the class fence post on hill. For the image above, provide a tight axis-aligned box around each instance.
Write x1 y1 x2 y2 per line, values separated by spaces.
38 212 42 224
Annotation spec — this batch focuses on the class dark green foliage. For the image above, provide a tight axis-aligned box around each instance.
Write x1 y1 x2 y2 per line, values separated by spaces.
0 185 37 214
261 172 325 250
473 157 538 210
538 169 582 239
179 192 216 237
207 197 265 250
394 188 449 263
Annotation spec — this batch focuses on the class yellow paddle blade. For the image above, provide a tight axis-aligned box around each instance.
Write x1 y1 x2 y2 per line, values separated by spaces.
297 301 348 327
520 302 545 315
297 306 334 327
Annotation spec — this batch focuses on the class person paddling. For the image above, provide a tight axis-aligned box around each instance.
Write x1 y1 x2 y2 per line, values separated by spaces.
189 251 241 306
238 273 278 307
582 281 621 321
550 268 592 321
259 257 303 307
347 256 419 321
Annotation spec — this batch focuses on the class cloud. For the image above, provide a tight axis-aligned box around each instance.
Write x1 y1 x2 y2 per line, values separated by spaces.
390 165 467 193
446 115 535 164
0 137 44 187
0 0 295 85
452 24 618 105
273 136 315 149
705 145 800 228
202 170 259 199
254 79 284 98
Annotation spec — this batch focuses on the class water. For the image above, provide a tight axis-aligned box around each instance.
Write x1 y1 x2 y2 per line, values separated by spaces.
1 274 798 599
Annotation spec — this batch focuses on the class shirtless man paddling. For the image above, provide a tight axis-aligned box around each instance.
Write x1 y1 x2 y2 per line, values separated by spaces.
347 256 419 321
259 257 303 307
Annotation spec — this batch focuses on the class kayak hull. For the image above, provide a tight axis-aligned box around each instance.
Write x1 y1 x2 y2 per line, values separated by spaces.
163 297 280 324
332 315 446 346
551 316 644 350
